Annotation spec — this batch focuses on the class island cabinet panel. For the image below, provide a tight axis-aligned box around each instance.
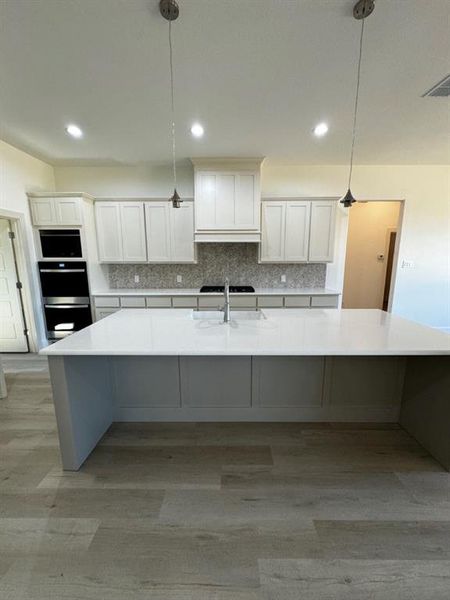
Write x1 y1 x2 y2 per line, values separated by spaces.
253 357 325 407
326 357 406 410
180 357 252 408
112 357 180 408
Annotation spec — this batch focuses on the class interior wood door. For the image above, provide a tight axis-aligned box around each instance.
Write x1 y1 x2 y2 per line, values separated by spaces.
0 219 28 352
285 201 311 262
145 202 171 262
260 201 286 262
120 202 147 262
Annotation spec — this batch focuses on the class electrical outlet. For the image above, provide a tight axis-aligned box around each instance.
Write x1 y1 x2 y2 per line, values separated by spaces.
176 275 182 284
281 274 287 283
134 274 140 283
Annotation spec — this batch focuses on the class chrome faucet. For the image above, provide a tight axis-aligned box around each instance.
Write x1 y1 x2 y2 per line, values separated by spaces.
222 278 231 323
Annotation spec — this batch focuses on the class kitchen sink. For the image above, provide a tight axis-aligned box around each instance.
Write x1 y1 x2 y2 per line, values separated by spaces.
191 310 266 321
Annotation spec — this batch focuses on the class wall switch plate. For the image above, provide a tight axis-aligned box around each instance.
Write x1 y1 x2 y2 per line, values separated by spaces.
176 275 182 283
281 274 287 283
401 259 415 269
134 275 140 283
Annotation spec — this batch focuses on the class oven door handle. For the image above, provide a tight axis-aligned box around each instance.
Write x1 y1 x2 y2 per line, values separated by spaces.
40 269 86 273
44 304 89 309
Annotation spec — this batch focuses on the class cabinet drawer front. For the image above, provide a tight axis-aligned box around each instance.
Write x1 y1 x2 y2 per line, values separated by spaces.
198 296 223 309
146 296 172 308
311 295 339 308
120 296 146 308
95 308 120 321
257 296 284 308
231 295 257 308
172 296 198 308
284 295 311 308
94 296 120 308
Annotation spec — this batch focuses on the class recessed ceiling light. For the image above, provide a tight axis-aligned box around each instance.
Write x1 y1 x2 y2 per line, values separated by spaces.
65 124 83 139
190 123 204 138
313 122 329 137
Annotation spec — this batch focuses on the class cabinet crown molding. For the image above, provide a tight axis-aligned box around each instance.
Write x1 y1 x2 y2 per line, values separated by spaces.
27 192 94 201
190 157 265 171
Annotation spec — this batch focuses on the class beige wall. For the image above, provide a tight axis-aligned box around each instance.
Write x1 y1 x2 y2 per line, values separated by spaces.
342 202 401 309
54 162 450 330
0 140 55 348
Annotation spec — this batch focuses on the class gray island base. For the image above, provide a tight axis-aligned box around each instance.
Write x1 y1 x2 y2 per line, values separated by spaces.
41 309 450 471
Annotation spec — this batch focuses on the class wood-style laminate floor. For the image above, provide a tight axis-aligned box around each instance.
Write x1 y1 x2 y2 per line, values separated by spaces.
1 354 449 599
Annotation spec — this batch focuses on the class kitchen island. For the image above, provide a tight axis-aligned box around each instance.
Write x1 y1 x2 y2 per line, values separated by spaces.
40 309 450 471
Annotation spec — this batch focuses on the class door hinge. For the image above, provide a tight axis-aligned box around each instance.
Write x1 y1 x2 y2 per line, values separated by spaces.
16 281 23 290
8 231 15 240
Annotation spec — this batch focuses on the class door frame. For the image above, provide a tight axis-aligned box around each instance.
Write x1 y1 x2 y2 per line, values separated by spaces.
0 208 39 352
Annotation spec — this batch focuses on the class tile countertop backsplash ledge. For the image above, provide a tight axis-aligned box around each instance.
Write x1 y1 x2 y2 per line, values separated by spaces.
109 243 327 289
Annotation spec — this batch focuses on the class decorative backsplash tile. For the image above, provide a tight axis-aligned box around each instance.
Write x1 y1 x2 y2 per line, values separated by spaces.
109 244 327 289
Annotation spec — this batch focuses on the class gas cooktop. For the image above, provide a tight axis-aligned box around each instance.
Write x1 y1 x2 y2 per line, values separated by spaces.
200 285 255 293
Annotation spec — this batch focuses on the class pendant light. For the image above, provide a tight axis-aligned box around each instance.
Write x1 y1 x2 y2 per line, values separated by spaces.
341 0 375 208
160 0 182 208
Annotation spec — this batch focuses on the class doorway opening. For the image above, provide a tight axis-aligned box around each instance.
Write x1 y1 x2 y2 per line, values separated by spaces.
342 201 403 311
0 218 30 352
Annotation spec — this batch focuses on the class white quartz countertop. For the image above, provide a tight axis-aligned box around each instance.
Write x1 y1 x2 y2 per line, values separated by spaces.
40 309 450 357
91 287 340 296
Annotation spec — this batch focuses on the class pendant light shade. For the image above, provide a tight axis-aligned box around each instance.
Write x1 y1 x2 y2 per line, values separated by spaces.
160 0 182 208
341 188 356 208
340 0 375 208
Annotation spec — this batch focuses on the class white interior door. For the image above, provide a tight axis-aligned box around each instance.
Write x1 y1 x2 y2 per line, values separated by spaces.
0 219 28 352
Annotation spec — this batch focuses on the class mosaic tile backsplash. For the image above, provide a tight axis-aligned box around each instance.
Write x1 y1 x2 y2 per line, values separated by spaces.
109 244 326 289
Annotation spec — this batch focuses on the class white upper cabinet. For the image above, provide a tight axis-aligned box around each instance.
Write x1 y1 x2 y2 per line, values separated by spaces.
170 202 195 263
308 200 336 262
145 201 195 263
30 196 82 226
95 202 123 263
260 201 286 262
260 199 336 263
285 201 311 262
145 202 171 262
120 203 147 262
192 158 264 242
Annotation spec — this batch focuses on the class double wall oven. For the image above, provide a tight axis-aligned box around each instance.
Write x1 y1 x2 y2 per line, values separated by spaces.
38 261 92 341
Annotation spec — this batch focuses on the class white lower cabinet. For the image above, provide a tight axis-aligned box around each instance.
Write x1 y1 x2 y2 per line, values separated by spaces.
95 308 120 320
260 199 336 263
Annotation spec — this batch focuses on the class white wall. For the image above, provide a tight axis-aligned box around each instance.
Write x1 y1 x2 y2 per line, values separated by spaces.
0 140 55 349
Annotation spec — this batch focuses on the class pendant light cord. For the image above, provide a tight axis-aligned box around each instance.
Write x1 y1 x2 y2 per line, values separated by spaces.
348 16 365 190
168 20 177 190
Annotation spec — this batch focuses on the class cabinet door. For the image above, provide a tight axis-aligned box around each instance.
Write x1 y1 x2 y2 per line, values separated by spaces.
235 173 258 229
55 198 82 225
285 201 310 262
260 202 286 262
308 200 336 262
120 202 147 262
170 202 195 262
145 202 171 262
195 172 217 230
30 198 56 226
95 202 123 262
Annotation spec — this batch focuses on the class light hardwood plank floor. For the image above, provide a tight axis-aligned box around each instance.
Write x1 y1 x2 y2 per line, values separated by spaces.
0 353 449 599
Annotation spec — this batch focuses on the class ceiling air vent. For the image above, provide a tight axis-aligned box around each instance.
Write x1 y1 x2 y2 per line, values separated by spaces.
422 74 450 97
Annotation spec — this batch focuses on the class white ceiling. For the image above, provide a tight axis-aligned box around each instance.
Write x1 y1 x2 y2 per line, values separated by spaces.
0 0 449 166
